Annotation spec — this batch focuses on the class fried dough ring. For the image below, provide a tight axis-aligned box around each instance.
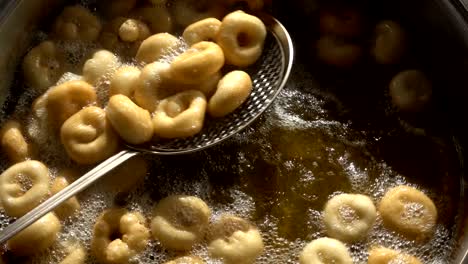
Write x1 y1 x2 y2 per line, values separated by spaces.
60 106 119 164
208 70 252 117
379 185 437 240
323 193 377 242
7 212 61 256
299 237 352 264
183 18 222 45
368 247 422 264
53 5 102 41
0 160 49 217
170 41 224 84
208 214 264 264
151 195 211 250
216 10 266 67
152 90 207 138
92 209 150 263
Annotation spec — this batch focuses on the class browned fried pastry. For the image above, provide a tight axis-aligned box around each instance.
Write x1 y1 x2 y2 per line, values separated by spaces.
379 185 437 240
0 160 49 217
299 237 352 264
323 193 377 242
60 106 119 164
208 71 252 117
7 213 61 256
368 247 422 264
208 214 264 264
152 90 207 139
216 10 266 67
92 209 150 263
151 195 211 250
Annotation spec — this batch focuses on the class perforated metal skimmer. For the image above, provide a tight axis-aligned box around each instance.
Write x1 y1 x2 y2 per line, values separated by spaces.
0 14 294 244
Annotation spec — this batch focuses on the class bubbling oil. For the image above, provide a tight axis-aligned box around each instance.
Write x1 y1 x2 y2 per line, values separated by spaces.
0 2 462 264
2 62 458 264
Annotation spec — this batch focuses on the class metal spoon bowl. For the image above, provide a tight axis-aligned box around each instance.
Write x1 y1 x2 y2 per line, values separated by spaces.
0 14 294 244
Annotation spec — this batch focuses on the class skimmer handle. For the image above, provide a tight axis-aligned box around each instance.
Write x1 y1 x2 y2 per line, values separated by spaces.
0 150 138 244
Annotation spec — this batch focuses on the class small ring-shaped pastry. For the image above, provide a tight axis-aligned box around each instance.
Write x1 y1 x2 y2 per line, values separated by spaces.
0 160 49 217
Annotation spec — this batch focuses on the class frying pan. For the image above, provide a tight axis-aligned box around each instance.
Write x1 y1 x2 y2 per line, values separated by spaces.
0 0 467 263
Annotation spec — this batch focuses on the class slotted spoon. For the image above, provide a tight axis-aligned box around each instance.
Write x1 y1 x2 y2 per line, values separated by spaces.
0 13 293 244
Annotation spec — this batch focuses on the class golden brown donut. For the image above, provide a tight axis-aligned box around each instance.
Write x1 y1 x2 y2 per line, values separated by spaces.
45 80 97 127
59 241 87 264
109 66 141 99
151 195 211 250
208 70 252 117
0 120 34 163
208 214 264 264
22 41 66 92
368 247 422 264
99 17 150 56
92 208 150 263
60 106 120 164
134 62 175 112
216 10 266 67
82 50 121 87
299 237 352 264
119 19 151 42
7 212 61 256
0 160 49 217
183 18 222 45
106 95 154 144
136 33 182 64
135 61 221 112
152 90 207 138
323 193 377 242
53 5 102 41
171 41 225 84
379 185 437 240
